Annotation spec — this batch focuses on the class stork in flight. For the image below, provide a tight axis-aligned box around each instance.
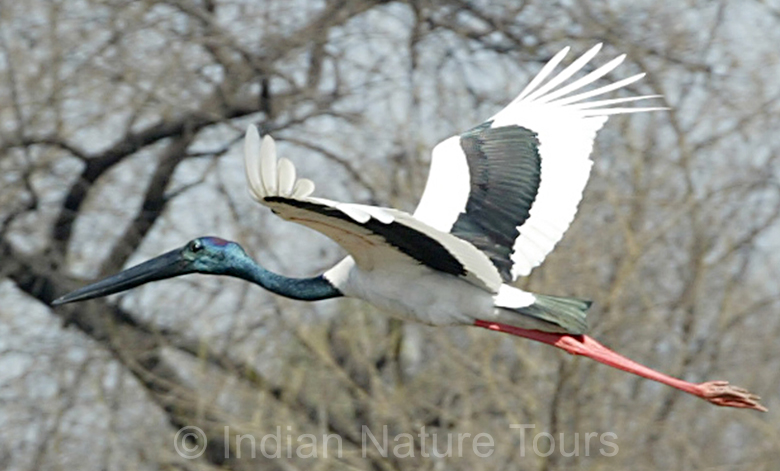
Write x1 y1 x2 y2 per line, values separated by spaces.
54 44 765 411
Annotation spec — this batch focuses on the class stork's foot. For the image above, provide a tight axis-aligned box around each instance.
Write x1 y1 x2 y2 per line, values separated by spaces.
697 381 767 412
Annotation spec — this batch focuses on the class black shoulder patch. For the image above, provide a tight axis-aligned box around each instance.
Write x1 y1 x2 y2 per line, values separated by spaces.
265 197 467 278
450 122 541 280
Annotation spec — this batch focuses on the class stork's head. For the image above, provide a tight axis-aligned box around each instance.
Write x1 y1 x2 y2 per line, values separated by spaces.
52 236 249 305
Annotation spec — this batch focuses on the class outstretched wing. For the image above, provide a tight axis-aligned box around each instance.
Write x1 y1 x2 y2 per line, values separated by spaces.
243 126 503 293
413 44 663 281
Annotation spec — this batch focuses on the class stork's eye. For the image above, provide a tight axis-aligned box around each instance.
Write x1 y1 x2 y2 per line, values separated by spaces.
189 240 203 253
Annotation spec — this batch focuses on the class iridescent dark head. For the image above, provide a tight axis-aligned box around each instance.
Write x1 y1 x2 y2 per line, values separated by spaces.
52 236 250 305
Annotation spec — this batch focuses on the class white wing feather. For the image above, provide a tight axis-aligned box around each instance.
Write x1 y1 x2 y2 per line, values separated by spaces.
414 44 664 280
244 128 314 200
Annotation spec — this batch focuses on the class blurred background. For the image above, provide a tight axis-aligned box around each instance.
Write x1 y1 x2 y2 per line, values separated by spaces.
1 0 780 469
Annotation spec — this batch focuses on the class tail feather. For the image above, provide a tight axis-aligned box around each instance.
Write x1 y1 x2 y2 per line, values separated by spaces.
517 294 590 335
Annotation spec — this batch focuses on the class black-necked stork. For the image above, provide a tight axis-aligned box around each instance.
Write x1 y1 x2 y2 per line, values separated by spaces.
54 44 766 411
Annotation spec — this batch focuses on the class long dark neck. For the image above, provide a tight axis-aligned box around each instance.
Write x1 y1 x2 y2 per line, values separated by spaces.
229 259 342 301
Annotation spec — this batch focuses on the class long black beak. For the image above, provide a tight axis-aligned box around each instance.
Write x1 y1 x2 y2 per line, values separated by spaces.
52 248 194 305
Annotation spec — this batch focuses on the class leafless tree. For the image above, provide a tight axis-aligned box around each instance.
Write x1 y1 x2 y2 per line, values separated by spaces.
1 0 778 470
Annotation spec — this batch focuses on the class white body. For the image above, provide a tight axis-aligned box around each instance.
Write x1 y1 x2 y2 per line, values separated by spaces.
324 256 556 331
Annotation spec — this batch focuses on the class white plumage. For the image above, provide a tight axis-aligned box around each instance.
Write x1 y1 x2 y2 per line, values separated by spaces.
414 44 660 279
243 43 661 334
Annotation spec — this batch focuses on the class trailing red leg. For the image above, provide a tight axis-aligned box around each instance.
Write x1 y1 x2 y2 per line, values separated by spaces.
474 320 766 412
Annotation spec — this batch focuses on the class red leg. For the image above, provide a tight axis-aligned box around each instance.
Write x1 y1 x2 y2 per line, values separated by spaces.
474 320 766 412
